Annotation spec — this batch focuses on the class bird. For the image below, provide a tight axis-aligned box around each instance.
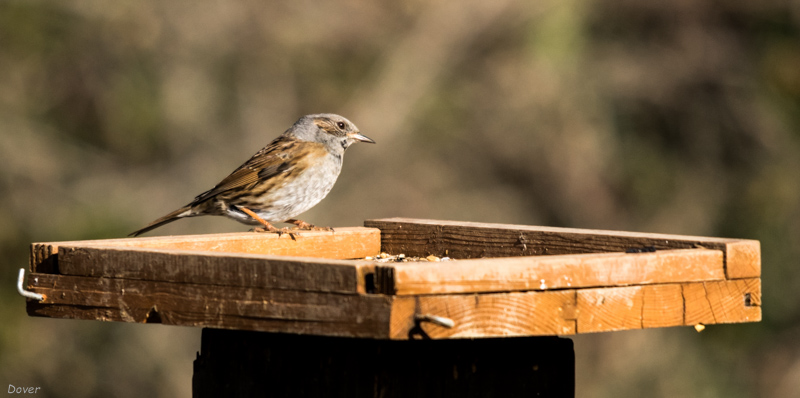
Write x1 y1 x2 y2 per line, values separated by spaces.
130 113 375 237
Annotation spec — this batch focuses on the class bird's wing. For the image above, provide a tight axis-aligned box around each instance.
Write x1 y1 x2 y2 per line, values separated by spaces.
191 135 302 203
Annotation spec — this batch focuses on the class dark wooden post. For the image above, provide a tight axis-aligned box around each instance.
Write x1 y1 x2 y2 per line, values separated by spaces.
193 328 575 398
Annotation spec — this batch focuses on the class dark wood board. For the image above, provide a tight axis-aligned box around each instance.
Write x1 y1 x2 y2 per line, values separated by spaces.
26 273 392 338
55 245 369 294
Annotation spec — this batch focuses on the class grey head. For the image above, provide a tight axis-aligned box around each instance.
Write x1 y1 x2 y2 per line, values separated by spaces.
286 113 375 154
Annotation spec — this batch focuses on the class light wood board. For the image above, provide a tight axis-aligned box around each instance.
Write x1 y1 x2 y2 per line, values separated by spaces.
388 279 761 339
30 227 381 273
376 248 725 295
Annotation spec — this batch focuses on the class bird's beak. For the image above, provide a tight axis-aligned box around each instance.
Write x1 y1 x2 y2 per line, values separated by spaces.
350 132 376 144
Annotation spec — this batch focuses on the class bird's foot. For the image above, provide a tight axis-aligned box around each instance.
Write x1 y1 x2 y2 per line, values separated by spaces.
252 225 298 240
278 227 299 241
287 219 334 232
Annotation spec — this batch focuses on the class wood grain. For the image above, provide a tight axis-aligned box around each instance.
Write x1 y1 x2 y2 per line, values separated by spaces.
57 246 370 294
577 286 645 333
723 240 761 279
642 284 685 328
365 218 760 278
575 279 761 333
377 249 724 295
30 227 380 273
576 285 687 333
389 291 577 339
30 242 59 274
26 273 392 338
684 278 761 325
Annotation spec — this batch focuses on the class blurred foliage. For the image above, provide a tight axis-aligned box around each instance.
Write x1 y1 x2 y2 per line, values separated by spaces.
1 0 799 397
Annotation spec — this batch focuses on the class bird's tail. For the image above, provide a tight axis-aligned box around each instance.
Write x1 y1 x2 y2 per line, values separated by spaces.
129 205 193 237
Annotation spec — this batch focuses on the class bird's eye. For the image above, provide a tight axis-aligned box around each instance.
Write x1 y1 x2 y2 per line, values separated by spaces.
337 122 346 129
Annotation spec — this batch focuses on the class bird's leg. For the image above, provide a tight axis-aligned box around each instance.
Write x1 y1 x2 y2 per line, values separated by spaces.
237 206 276 231
287 219 334 232
238 206 297 239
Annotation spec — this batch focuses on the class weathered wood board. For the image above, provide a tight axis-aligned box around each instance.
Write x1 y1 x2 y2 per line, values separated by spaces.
26 272 392 338
30 227 381 273
365 218 761 279
376 248 725 295
57 246 371 294
683 278 762 325
23 219 761 339
25 272 760 339
387 278 760 339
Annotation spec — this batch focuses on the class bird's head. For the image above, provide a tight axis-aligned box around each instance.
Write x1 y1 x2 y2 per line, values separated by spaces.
290 114 375 152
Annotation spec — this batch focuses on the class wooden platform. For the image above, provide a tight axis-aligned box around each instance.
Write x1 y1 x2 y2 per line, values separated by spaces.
24 218 761 339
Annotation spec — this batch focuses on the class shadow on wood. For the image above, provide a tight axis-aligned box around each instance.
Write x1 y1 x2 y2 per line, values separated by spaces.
193 329 575 398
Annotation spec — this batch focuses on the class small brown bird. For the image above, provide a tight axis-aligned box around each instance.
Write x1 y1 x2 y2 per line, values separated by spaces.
130 114 374 237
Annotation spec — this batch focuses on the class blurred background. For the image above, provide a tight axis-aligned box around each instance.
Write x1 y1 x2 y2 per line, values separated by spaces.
1 0 799 396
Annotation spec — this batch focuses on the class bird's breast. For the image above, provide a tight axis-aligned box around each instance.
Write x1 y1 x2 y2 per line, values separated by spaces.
251 152 342 222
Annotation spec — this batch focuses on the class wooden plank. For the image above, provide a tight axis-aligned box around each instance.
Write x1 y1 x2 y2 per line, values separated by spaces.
684 278 761 325
26 304 151 324
124 227 380 259
24 272 759 338
27 303 391 338
30 242 59 274
26 273 392 338
56 246 370 294
576 285 685 333
388 291 577 339
723 240 761 279
376 248 724 295
576 279 760 334
30 227 380 273
577 286 645 333
642 284 685 328
365 218 760 278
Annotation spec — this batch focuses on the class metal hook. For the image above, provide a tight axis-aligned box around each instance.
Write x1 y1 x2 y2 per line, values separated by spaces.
17 268 44 301
414 313 455 329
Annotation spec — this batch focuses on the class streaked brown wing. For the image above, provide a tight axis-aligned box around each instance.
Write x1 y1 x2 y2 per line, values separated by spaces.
191 135 300 204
